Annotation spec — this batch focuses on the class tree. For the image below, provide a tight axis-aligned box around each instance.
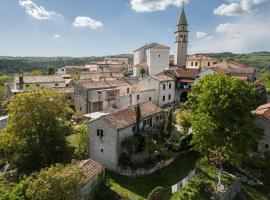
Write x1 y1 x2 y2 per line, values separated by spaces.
140 68 146 78
135 104 141 133
186 74 262 185
77 123 89 159
0 89 74 174
164 109 173 138
26 163 84 200
176 109 192 135
47 66 55 75
31 70 42 76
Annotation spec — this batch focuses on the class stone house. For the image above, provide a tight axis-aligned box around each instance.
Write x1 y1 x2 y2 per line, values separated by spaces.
252 103 270 153
198 61 255 83
159 68 199 102
186 54 219 69
78 159 105 199
74 79 133 114
137 74 175 107
89 101 166 171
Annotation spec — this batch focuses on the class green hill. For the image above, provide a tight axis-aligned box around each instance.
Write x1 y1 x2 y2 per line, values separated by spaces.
207 51 270 73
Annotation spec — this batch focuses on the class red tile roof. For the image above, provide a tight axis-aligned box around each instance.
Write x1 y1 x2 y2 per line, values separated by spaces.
252 103 270 121
103 101 164 130
166 68 199 79
78 159 105 185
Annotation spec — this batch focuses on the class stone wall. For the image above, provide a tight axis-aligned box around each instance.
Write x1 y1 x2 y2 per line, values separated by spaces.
117 157 174 176
212 178 241 200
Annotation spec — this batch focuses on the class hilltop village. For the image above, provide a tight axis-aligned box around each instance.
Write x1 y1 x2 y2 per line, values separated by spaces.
0 5 270 200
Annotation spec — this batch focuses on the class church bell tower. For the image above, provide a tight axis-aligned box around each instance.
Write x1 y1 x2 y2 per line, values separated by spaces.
174 3 188 67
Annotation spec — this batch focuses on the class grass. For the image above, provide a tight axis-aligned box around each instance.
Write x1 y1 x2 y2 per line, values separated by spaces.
235 184 270 200
107 151 200 200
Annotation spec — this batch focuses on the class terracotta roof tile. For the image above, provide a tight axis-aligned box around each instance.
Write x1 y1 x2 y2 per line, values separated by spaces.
78 159 105 185
252 103 270 121
103 101 164 130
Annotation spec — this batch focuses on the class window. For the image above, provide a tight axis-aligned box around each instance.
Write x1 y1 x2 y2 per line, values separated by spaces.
26 85 30 88
158 54 161 58
101 149 103 152
163 96 165 102
169 94 171 100
195 62 198 67
127 88 130 94
55 83 59 86
156 116 159 121
137 95 140 100
149 97 152 101
169 83 172 89
208 62 210 67
97 129 104 138
191 62 194 66
163 84 166 90
266 144 269 149
132 126 136 133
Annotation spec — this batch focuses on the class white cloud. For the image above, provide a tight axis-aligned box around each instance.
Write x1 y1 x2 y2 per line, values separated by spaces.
53 34 61 38
130 0 188 12
190 14 270 53
73 16 103 29
216 23 239 33
196 31 207 38
19 0 60 20
214 0 266 16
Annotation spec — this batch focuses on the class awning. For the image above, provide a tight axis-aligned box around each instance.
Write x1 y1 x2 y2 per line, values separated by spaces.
180 79 195 83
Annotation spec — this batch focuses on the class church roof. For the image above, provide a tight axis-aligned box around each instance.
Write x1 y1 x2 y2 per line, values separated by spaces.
178 7 188 26
133 43 170 52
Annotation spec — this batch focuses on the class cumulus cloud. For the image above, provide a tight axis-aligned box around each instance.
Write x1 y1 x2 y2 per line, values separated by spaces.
190 14 270 53
130 0 188 12
73 16 103 29
196 31 207 38
214 0 266 16
19 0 60 20
53 34 61 38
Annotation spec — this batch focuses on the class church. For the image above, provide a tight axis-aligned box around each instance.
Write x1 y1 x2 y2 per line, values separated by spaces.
133 4 189 77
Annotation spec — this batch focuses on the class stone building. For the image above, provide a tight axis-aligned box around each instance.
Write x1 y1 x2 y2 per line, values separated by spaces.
252 103 270 153
137 74 175 107
74 79 133 114
159 68 199 102
186 54 219 69
88 101 166 171
198 61 256 82
174 4 188 67
78 159 105 199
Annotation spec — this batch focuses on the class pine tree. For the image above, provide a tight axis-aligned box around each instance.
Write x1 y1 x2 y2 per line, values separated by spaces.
135 104 141 133
164 109 173 138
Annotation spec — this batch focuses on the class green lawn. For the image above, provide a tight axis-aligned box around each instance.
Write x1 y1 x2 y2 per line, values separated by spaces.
107 151 200 200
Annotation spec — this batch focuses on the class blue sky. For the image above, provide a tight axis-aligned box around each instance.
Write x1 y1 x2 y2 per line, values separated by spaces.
0 0 269 56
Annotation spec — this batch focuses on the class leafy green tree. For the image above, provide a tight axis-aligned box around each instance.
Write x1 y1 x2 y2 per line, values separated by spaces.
31 70 43 76
0 75 11 86
135 104 141 133
140 68 146 78
186 74 262 179
0 89 74 174
258 72 270 93
176 109 192 135
47 66 55 75
77 123 89 159
26 163 84 200
164 109 173 138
